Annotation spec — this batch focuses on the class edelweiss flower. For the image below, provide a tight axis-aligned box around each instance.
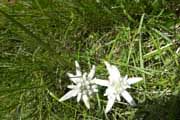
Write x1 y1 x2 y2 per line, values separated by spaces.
93 61 142 113
59 61 98 109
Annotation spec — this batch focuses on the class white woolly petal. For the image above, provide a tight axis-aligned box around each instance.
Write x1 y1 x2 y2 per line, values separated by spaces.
77 93 81 102
104 86 114 96
67 73 80 83
116 94 121 101
88 90 93 95
67 85 76 89
105 95 116 113
93 88 98 92
92 79 109 86
75 61 82 76
123 75 128 81
90 84 98 92
83 72 87 80
111 65 121 78
104 61 115 78
127 77 143 85
82 94 90 109
104 61 111 71
104 61 121 83
121 90 136 106
91 85 97 89
88 65 95 80
110 65 121 82
59 90 78 102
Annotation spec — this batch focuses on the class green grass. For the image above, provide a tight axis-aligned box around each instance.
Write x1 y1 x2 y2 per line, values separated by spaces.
0 0 180 119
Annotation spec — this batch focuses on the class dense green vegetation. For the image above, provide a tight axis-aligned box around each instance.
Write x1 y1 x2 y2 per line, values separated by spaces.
0 0 180 119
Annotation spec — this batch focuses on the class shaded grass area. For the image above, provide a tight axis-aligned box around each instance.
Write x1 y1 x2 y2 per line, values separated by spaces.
135 93 180 120
0 0 180 119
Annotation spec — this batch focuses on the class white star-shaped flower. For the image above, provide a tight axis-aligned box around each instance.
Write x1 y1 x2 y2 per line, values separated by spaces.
59 61 98 109
93 61 142 113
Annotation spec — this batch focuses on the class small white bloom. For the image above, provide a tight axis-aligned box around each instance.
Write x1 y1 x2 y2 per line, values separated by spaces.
93 61 142 113
59 61 98 109
176 47 180 54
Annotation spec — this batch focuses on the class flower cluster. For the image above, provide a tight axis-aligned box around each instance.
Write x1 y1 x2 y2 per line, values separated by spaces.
59 61 98 109
59 61 142 113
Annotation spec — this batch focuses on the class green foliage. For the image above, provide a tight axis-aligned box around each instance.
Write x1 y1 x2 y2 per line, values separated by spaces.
0 0 180 119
